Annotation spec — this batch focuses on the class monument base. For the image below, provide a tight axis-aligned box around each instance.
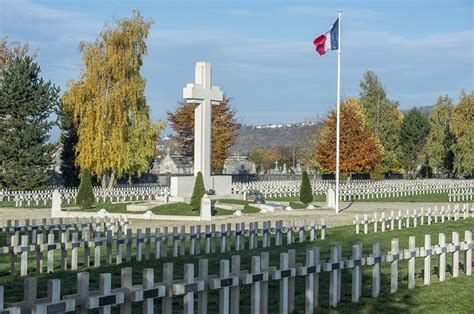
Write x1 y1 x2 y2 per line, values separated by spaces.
326 188 336 209
170 175 232 197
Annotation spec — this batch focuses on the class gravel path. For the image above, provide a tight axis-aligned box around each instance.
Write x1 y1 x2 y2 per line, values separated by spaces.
0 201 454 231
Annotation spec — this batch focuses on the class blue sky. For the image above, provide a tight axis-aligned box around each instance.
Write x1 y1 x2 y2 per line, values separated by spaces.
1 0 473 135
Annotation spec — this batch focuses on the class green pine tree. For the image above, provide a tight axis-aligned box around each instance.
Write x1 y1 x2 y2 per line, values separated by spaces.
360 71 403 172
76 169 95 209
190 171 206 210
59 107 80 187
400 108 430 173
299 171 313 204
0 56 59 190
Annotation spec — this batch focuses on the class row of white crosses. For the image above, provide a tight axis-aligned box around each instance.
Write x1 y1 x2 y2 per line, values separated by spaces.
2 219 327 277
353 203 472 234
448 187 474 202
335 179 472 201
232 179 331 198
1 230 471 313
0 216 130 246
232 179 473 201
0 184 170 207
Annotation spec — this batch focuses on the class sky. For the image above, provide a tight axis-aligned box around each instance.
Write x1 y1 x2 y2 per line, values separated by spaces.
1 0 473 137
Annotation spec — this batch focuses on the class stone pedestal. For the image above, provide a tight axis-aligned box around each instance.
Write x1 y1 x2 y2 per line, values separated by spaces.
51 189 62 217
326 188 336 209
170 175 232 197
200 194 212 221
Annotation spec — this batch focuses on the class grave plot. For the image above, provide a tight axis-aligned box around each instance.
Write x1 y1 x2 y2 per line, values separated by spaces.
353 203 473 234
0 219 328 277
0 185 170 208
0 221 471 313
232 178 473 203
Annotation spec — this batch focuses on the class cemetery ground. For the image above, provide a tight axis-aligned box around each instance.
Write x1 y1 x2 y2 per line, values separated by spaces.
0 217 472 312
0 199 458 231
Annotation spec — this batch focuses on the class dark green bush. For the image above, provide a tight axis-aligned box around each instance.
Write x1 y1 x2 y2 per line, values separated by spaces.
299 171 314 205
190 171 206 210
76 169 95 209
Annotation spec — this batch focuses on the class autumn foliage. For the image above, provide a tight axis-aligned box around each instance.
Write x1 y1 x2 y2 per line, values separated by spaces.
316 98 382 173
167 97 240 173
61 12 164 187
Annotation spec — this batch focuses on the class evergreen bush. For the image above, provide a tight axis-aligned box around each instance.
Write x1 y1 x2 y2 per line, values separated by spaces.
76 169 95 209
190 171 206 210
299 171 314 204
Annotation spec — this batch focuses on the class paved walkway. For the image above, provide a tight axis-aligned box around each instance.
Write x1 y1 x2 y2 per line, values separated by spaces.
0 201 454 231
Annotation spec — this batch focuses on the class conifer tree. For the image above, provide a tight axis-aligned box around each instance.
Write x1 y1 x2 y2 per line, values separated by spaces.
400 108 430 173
59 108 80 187
76 169 95 209
299 171 313 204
0 56 59 189
190 171 206 211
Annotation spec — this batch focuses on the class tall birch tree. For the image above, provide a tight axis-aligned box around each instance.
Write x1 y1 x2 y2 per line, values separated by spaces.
62 11 164 188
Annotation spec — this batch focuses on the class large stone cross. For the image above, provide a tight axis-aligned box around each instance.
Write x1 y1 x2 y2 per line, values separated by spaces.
183 62 224 177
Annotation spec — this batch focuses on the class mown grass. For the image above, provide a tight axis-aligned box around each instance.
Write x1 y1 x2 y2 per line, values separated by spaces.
65 202 231 216
219 198 311 211
0 218 472 312
0 201 51 208
268 192 450 203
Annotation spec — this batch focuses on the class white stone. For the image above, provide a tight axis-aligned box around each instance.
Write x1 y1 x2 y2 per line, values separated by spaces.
183 61 224 177
233 210 242 217
200 194 212 221
306 204 315 209
285 206 293 211
98 209 108 218
170 175 232 197
51 189 62 217
326 188 336 209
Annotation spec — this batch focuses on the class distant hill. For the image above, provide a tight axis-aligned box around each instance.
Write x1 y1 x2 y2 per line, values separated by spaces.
230 122 323 154
161 105 435 156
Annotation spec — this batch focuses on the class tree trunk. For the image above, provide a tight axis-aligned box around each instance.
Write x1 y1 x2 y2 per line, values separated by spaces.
101 173 108 189
107 169 116 190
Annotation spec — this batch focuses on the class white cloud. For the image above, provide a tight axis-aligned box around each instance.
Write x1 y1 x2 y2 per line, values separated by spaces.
1 0 472 126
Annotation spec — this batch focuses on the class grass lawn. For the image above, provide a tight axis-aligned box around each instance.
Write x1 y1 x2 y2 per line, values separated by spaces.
267 194 326 202
267 192 450 203
0 218 471 312
218 198 312 211
217 199 260 213
350 192 450 203
0 201 51 208
66 202 231 216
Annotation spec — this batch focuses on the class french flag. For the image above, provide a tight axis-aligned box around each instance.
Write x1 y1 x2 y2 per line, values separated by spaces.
313 18 339 56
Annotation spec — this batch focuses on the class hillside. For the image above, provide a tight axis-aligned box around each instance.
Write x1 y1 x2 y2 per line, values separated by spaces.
161 105 434 156
230 123 323 154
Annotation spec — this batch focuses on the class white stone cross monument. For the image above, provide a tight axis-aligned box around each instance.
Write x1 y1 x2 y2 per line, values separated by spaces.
183 61 223 176
170 62 232 198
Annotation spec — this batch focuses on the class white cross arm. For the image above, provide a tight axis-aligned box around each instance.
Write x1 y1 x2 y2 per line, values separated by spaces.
183 84 223 102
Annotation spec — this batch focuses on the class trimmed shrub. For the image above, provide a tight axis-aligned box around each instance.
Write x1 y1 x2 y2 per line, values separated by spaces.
190 171 206 210
76 169 95 209
299 171 314 204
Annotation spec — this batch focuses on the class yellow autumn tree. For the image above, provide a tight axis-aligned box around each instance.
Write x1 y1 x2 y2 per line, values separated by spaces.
62 11 164 187
316 98 383 174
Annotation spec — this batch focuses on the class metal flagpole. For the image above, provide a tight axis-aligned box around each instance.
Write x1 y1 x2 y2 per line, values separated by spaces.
335 10 342 214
